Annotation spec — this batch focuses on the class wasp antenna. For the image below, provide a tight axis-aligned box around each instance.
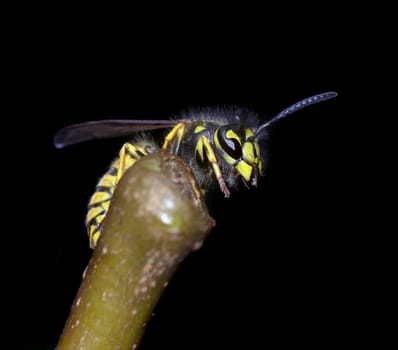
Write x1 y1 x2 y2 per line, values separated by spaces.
255 91 338 136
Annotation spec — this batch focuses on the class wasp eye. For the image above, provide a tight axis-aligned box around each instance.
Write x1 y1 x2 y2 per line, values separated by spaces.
217 125 242 159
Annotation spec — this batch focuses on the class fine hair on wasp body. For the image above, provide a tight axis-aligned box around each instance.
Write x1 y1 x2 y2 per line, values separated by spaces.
54 91 337 248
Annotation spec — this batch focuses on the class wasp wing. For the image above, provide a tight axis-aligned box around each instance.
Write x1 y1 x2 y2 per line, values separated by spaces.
54 119 183 148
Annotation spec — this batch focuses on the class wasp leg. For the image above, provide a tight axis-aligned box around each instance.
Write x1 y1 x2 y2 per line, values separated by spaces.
116 142 149 182
161 122 186 153
197 135 231 198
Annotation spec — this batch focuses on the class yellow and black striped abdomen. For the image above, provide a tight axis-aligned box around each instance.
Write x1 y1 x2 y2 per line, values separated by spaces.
86 140 158 248
86 159 119 249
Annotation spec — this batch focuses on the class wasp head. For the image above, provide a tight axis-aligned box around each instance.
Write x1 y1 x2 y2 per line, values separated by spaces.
214 124 263 188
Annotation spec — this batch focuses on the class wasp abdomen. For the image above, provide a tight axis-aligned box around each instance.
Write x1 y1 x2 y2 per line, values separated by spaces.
86 140 158 248
86 161 119 248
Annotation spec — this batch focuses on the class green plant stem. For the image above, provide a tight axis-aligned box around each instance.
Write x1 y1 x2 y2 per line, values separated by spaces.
56 152 215 350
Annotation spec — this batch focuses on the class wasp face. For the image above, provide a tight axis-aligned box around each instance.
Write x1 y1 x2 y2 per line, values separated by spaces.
214 124 263 187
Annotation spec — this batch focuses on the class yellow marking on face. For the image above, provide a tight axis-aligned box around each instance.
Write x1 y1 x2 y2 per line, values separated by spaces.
223 154 236 165
235 160 253 182
225 129 240 141
242 128 261 164
242 142 258 164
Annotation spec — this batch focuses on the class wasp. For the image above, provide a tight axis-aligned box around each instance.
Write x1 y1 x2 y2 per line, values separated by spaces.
55 92 337 248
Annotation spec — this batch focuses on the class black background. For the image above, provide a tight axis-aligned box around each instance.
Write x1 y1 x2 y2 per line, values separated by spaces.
17 10 395 349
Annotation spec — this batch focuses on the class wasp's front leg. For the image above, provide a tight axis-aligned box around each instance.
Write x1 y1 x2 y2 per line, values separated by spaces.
196 135 231 198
